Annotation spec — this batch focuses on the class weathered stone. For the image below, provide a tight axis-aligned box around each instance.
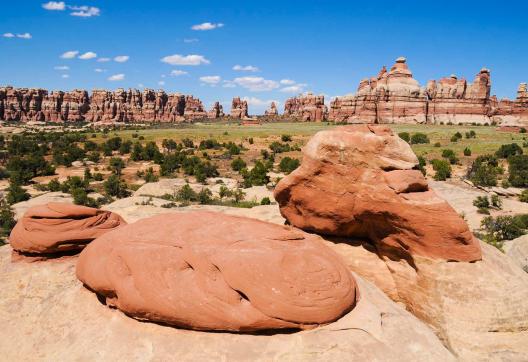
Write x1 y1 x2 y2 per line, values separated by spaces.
284 93 326 121
76 211 358 332
230 97 249 119
207 101 224 119
264 101 278 116
274 125 482 262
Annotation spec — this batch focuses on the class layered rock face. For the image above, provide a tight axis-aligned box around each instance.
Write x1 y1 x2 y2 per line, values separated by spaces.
329 57 528 126
76 211 358 332
0 86 210 123
274 125 482 262
284 93 327 121
207 101 224 119
230 97 249 119
9 203 126 254
264 101 278 116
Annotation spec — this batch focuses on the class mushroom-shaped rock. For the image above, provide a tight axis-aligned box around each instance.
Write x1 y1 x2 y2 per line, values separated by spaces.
274 125 482 262
9 202 126 254
76 211 357 332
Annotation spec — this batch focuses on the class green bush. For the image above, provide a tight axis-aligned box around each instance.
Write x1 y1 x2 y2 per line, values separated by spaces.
398 132 410 143
465 130 476 139
260 197 271 205
241 161 269 187
144 167 158 183
441 149 459 164
231 157 247 172
473 196 490 209
468 154 499 187
279 157 300 174
176 184 197 202
0 199 16 244
281 134 292 142
434 142 441 147
198 188 213 205
417 155 426 176
519 190 528 203
463 147 472 156
431 159 452 181
508 155 528 187
103 174 130 198
269 141 291 153
410 133 430 144
495 143 523 159
450 132 463 143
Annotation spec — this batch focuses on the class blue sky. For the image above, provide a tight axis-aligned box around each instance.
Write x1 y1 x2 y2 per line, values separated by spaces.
1 0 527 113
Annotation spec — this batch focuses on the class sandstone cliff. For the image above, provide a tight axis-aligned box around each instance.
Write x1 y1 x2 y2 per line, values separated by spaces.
0 87 211 123
230 97 249 119
329 57 528 126
284 93 327 121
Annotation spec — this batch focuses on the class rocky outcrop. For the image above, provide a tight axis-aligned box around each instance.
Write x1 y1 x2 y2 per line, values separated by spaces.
76 211 358 332
329 57 528 126
9 203 126 254
264 101 278 116
274 125 482 262
207 101 224 119
230 97 249 119
0 86 210 123
284 93 326 121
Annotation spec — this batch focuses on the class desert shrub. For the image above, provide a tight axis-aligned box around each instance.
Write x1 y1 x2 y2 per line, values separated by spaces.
182 138 194 148
473 196 490 209
93 173 103 181
463 147 472 156
142 142 162 162
224 142 241 156
199 139 221 150
465 130 477 139
441 149 459 164
219 185 233 199
0 167 8 180
491 194 502 209
519 190 528 203
279 157 300 174
417 155 426 176
468 154 499 187
47 178 61 192
105 137 122 151
450 131 463 142
398 132 410 143
248 137 254 145
241 161 269 187
84 140 97 151
508 155 528 187
231 157 247 172
281 134 292 142
197 188 213 205
6 176 30 204
131 142 143 161
260 197 271 205
495 143 523 159
410 133 430 144
434 142 441 147
144 167 158 183
103 174 130 198
431 159 452 181
0 198 16 244
481 214 528 242
176 184 197 202
119 140 132 154
108 157 125 176
269 141 291 153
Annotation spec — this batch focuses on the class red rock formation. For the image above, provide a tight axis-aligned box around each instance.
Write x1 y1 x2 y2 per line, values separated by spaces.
0 86 207 123
264 101 278 116
9 203 126 255
76 211 357 332
230 97 249 119
329 57 528 126
284 93 326 121
274 125 482 262
207 101 224 119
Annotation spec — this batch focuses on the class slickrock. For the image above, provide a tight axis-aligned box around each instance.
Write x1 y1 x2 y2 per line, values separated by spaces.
0 86 208 123
9 202 126 254
0 243 454 361
76 211 358 332
230 97 249 119
329 57 528 126
264 101 278 116
207 101 224 118
284 93 327 121
274 124 482 262
503 234 528 272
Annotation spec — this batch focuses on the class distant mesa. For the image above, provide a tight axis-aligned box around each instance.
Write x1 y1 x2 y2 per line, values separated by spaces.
329 57 528 126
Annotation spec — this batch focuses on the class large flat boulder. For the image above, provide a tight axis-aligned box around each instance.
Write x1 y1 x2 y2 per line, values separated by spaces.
274 124 482 262
76 211 358 332
0 244 453 361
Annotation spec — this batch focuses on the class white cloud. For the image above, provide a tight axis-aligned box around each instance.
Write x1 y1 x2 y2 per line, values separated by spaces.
16 33 32 39
158 80 165 86
42 1 65 10
94 68 106 72
161 54 210 66
61 74 70 78
108 73 125 81
191 22 224 31
280 79 295 85
2 33 15 38
60 50 79 59
200 75 221 85
69 5 100 17
78 51 97 59
114 55 129 63
233 77 279 92
233 64 259 72
241 97 279 107
54 65 69 70
183 38 198 43
97 57 110 62
222 81 236 88
170 69 188 76
280 84 307 93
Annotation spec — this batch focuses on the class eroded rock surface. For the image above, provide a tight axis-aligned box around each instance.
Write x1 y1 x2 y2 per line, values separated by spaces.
9 202 126 254
76 211 358 332
283 93 327 121
274 124 482 262
230 97 249 119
